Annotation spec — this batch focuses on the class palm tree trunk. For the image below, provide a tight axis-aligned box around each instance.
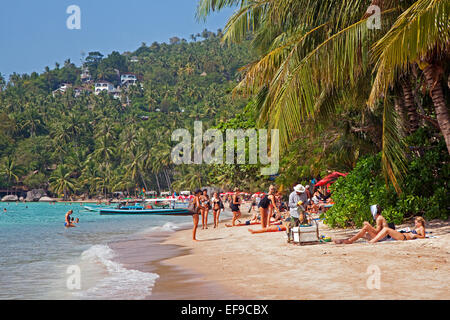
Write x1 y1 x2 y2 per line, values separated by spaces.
401 79 419 134
155 173 161 194
163 169 172 192
139 171 148 193
423 64 450 154
394 96 407 136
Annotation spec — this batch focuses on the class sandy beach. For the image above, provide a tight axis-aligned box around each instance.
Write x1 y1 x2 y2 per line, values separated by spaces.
159 203 449 300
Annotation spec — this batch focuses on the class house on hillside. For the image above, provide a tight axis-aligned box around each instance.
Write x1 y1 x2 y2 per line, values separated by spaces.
120 73 137 87
74 86 91 97
111 87 121 100
130 56 139 63
94 81 115 95
52 83 72 96
81 68 92 83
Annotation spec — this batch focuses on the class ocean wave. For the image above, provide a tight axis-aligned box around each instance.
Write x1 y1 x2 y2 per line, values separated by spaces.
73 244 159 299
139 221 192 234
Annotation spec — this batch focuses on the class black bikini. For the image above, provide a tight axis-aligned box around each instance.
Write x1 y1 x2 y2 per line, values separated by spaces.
230 196 240 212
258 195 271 209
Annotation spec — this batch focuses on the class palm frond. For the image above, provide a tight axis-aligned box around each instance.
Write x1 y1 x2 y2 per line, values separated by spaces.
369 0 450 105
381 98 408 193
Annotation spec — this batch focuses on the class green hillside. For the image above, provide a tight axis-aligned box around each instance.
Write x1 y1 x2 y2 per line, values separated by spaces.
0 31 254 198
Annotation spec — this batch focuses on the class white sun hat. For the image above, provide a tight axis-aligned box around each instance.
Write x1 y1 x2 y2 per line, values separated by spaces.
294 184 305 193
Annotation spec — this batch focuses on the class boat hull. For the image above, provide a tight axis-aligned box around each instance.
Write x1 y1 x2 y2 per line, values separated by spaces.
83 206 100 212
98 208 191 215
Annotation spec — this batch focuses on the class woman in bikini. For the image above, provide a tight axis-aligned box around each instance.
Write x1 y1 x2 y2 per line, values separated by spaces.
230 187 242 226
369 216 426 243
199 189 210 229
258 185 281 229
191 189 202 241
211 192 223 228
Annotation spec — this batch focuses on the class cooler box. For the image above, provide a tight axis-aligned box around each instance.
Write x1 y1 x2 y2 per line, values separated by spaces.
290 222 319 245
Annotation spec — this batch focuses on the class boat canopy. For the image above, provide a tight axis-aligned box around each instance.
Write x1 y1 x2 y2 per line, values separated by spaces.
145 198 179 202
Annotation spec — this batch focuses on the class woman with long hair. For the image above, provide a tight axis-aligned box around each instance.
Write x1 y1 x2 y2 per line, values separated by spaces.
369 217 425 243
369 217 426 243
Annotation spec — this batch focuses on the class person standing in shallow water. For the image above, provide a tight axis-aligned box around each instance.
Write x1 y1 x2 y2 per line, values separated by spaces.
64 209 76 228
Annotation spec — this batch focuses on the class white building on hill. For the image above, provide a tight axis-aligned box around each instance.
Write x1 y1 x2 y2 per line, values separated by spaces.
94 81 115 95
120 73 137 87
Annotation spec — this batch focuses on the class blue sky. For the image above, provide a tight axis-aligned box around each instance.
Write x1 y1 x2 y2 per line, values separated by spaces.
0 0 235 79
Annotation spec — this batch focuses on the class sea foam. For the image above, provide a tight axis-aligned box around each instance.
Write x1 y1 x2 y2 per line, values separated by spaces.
73 244 159 299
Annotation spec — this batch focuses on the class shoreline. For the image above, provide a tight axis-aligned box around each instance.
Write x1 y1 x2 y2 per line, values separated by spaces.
159 206 449 300
109 208 243 300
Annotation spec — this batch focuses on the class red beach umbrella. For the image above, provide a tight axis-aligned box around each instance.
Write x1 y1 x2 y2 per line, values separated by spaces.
315 171 348 187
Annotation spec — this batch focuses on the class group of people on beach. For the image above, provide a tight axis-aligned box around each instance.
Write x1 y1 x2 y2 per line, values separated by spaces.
190 189 225 240
189 180 427 244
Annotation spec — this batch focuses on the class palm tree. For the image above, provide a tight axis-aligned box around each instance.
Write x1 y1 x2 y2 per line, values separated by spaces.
369 0 450 153
197 0 450 191
48 165 75 200
0 157 22 195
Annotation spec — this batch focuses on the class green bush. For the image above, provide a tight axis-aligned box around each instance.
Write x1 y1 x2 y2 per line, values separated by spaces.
323 129 449 228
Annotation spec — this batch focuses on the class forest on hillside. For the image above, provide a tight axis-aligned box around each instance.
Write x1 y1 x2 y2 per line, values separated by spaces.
1 0 449 226
0 30 255 198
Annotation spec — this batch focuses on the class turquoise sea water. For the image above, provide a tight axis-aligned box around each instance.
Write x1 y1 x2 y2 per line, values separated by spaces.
0 202 203 299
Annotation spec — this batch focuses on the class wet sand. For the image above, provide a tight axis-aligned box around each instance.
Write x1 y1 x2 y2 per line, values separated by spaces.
160 204 449 300
109 219 242 300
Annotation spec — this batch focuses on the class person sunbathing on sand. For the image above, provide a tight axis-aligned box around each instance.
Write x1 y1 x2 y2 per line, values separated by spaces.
369 217 426 243
334 205 388 244
248 222 287 234
226 216 282 228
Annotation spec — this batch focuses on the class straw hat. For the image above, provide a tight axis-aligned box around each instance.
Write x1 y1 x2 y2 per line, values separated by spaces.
294 184 305 193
